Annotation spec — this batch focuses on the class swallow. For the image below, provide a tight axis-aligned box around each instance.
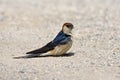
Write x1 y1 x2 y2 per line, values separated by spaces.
26 23 74 57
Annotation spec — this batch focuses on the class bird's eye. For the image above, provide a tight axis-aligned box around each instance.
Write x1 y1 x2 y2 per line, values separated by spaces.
66 25 73 29
63 23 74 29
66 25 69 28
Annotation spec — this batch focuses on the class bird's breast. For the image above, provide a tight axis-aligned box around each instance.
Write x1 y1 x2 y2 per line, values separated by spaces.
49 39 73 55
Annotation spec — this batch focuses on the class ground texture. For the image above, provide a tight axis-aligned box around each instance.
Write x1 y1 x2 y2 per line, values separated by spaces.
0 0 120 80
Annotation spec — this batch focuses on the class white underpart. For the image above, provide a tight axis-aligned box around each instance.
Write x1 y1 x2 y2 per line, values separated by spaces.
63 26 72 35
52 39 72 55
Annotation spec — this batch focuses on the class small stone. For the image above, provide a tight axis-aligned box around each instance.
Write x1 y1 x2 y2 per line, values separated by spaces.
52 78 59 80
91 62 95 65
118 65 120 68
113 53 116 55
19 71 25 73
0 14 4 22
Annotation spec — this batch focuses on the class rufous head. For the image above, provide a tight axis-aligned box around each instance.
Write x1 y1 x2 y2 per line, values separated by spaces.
62 23 74 35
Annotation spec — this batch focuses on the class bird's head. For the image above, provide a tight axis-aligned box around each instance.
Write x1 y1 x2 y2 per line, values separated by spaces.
62 23 74 35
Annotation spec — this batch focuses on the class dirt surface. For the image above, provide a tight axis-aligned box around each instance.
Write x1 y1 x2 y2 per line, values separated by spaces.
0 0 120 80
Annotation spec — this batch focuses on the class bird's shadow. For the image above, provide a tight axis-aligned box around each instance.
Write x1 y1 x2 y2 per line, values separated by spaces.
13 52 75 59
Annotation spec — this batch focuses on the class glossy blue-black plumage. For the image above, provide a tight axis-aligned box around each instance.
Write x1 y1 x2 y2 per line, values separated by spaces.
26 31 71 54
52 31 71 45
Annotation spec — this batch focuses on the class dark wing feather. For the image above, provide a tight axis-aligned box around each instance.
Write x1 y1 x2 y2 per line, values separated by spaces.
26 41 56 54
26 31 70 55
52 31 71 45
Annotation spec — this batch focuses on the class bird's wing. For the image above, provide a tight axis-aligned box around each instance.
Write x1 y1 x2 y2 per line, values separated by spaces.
26 41 56 54
26 31 70 54
52 31 71 45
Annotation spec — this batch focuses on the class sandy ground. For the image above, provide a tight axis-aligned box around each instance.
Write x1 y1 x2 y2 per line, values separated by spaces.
0 0 120 80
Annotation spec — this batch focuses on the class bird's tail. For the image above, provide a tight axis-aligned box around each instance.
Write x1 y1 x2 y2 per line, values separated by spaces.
26 48 45 54
25 49 46 58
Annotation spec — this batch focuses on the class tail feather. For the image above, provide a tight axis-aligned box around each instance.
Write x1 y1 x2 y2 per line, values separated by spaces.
26 48 45 54
26 42 55 54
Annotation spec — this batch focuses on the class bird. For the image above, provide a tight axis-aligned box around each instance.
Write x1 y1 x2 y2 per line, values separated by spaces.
26 23 74 57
